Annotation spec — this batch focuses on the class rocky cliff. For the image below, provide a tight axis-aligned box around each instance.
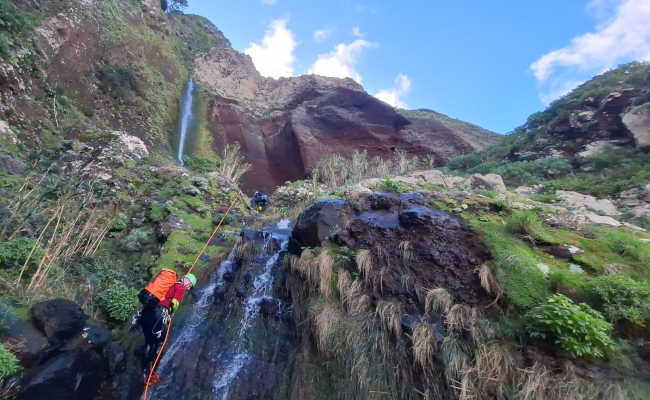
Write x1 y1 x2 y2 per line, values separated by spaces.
193 48 500 191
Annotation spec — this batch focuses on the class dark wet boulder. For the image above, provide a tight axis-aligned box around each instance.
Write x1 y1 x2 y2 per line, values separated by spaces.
104 342 126 376
82 325 112 348
0 308 48 368
259 297 281 317
31 299 88 344
20 349 107 400
289 199 354 254
399 206 465 229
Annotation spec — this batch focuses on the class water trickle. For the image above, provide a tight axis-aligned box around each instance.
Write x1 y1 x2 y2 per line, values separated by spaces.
176 78 194 166
149 220 293 400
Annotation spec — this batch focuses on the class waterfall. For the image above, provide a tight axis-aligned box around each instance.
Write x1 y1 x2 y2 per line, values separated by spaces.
176 78 194 166
149 220 293 400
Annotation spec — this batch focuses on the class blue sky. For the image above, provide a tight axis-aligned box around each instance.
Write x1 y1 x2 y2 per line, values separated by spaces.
185 0 650 133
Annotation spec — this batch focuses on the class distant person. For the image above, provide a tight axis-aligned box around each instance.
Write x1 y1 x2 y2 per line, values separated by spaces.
251 191 268 212
133 269 197 385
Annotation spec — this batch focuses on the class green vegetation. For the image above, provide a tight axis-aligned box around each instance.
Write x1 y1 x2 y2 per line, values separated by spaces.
97 285 139 322
0 237 43 279
0 343 21 379
526 294 614 358
148 203 169 223
379 178 411 194
97 65 141 102
0 1 39 61
584 276 650 326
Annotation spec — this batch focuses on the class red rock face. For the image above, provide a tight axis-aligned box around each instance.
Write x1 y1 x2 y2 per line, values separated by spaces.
208 85 482 192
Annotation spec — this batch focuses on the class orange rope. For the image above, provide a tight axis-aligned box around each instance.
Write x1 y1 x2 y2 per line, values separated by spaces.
143 192 242 400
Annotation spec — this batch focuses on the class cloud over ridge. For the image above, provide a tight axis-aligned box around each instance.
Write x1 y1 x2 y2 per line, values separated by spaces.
245 19 296 79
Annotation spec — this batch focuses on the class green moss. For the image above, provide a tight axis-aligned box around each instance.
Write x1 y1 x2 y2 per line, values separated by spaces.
155 230 227 276
472 220 550 309
148 203 169 223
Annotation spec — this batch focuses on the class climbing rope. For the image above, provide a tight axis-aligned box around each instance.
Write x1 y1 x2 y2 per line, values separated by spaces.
143 192 242 400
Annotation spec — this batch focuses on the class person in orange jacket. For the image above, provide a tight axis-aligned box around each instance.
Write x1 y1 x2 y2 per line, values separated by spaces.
136 273 196 385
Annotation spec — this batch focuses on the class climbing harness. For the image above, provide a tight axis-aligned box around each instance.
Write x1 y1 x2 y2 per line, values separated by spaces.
143 192 242 400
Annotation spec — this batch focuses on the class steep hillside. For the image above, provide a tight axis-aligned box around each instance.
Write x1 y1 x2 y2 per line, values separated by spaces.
447 62 650 229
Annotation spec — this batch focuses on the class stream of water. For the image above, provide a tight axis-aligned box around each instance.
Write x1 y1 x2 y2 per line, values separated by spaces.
176 78 194 166
150 220 291 400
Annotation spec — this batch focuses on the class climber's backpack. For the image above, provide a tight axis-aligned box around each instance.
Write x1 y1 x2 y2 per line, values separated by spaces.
144 268 178 302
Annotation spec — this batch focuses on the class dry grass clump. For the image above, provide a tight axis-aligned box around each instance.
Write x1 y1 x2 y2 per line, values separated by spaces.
313 304 343 355
376 300 403 338
440 336 472 387
355 249 373 278
399 240 414 263
478 264 502 297
400 274 413 291
337 270 372 315
218 142 251 184
424 288 452 314
412 323 437 374
295 248 320 288
446 304 475 335
317 247 335 297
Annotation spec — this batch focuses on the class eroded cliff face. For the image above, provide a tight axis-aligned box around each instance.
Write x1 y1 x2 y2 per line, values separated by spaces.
193 48 499 191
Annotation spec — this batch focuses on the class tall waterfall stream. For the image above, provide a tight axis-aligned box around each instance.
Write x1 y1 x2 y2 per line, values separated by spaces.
176 78 194 166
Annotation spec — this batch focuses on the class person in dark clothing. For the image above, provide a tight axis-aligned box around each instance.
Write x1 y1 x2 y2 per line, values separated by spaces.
136 273 196 385
251 191 268 212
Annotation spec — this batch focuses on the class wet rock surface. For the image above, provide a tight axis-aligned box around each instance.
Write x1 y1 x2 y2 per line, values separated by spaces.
143 221 296 400
289 199 355 253
20 348 107 400
31 299 88 344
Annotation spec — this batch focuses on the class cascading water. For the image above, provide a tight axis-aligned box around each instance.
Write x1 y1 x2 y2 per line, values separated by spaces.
176 78 194 166
149 220 294 400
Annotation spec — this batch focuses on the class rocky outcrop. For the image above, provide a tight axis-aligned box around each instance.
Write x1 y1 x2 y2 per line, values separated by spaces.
289 199 355 253
31 299 88 344
467 173 507 193
193 47 499 191
622 104 650 150
556 190 621 216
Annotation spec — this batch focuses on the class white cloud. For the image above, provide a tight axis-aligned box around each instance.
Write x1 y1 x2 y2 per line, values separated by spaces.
539 79 585 106
244 19 297 79
313 29 332 42
308 39 376 83
352 26 363 37
375 73 411 108
261 0 277 5
531 0 650 103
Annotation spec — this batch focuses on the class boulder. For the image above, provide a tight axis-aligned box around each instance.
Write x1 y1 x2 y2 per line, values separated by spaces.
31 299 88 344
289 199 354 254
0 154 25 175
515 185 542 198
467 173 507 193
546 210 622 230
409 169 459 187
20 349 106 400
0 119 19 144
622 105 650 150
556 190 621 215
81 325 111 348
546 244 584 259
0 308 48 368
157 215 188 239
